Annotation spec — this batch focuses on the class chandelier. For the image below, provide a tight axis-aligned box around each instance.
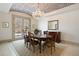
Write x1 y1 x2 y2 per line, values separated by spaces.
32 3 44 17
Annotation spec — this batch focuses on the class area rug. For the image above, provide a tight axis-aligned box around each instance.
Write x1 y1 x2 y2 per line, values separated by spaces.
12 40 66 56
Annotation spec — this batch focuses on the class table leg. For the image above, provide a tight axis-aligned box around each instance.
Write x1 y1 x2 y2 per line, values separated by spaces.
39 40 41 53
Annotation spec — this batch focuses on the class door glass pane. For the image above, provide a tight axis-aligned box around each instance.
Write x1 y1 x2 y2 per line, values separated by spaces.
24 18 30 31
15 17 23 39
15 17 22 33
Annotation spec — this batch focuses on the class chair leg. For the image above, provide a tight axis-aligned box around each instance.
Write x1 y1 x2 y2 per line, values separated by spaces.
24 41 26 44
24 41 28 48
54 43 55 52
26 42 28 48
29 43 31 49
33 45 35 53
42 45 45 54
51 43 52 55
43 45 44 51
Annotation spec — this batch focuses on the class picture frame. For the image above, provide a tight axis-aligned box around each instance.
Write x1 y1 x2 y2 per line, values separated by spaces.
48 20 59 30
2 22 9 28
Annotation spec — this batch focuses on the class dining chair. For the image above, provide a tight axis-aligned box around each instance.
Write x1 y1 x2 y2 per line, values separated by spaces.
28 32 40 52
24 34 30 48
41 38 55 55
43 31 48 35
42 31 57 55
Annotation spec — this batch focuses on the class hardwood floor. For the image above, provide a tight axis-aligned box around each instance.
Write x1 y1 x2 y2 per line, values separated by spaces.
0 40 79 56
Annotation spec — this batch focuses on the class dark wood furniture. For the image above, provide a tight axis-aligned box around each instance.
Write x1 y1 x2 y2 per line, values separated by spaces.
24 35 30 47
48 32 61 43
27 32 40 52
24 32 40 52
32 35 53 53
24 32 56 54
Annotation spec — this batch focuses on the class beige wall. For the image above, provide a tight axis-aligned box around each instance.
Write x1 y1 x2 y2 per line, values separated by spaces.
0 3 12 41
38 4 79 44
0 12 12 41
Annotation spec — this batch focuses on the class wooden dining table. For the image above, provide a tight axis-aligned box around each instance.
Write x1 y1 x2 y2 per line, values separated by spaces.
32 35 53 53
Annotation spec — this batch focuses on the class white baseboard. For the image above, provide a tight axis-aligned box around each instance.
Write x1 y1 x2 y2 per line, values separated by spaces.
62 40 79 46
0 39 14 43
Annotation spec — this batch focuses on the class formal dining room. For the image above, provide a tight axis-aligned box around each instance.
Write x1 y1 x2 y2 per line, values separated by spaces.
0 3 79 56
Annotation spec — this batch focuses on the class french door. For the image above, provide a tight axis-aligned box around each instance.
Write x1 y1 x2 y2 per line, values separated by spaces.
12 16 31 40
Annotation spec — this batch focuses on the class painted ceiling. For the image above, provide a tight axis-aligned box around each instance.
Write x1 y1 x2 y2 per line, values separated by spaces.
10 3 74 15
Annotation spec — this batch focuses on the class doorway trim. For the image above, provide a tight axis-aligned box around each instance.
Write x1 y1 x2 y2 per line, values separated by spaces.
12 14 31 41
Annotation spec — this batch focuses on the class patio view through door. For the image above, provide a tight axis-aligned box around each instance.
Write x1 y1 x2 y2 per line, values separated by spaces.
13 16 31 40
